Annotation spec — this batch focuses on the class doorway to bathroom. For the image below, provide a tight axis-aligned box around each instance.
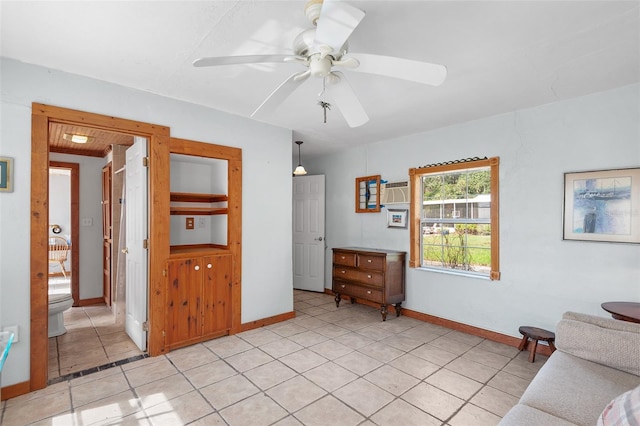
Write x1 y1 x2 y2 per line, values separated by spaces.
48 162 79 305
46 132 145 383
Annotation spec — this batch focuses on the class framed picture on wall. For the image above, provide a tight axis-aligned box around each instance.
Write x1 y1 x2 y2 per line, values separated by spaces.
563 167 640 243
387 209 408 228
0 157 13 192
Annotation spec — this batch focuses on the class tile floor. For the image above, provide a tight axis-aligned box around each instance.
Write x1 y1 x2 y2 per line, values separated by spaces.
1 290 547 426
49 305 145 381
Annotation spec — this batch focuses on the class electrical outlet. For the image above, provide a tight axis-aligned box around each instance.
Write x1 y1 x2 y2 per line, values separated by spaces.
81 218 93 226
186 217 194 230
3 325 19 343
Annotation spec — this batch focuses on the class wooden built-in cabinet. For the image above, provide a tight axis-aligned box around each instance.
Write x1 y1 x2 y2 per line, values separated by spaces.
332 247 405 321
164 138 242 351
165 253 232 350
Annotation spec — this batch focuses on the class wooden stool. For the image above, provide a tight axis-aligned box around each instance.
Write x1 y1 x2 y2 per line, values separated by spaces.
518 326 556 363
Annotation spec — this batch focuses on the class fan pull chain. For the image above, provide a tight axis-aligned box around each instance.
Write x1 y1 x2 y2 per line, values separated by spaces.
318 77 326 97
318 101 331 124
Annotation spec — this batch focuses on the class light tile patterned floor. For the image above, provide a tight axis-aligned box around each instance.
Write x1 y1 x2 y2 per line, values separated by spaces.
49 305 145 381
1 290 548 425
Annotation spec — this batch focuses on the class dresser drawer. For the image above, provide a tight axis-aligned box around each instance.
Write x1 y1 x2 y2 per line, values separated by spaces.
333 267 384 286
333 251 357 267
333 281 383 303
357 254 385 270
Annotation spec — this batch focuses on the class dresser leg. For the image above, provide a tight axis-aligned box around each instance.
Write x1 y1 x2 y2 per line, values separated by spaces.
394 303 402 317
381 305 388 321
334 293 341 307
350 297 356 304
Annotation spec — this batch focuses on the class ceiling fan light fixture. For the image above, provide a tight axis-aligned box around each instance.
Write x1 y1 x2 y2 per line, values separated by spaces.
309 54 333 78
63 133 93 144
293 140 308 176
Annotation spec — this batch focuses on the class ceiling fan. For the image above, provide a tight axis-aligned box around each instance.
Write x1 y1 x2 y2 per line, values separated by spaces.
193 0 447 128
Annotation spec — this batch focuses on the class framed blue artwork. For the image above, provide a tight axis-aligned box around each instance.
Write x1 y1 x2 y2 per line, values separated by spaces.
563 167 640 243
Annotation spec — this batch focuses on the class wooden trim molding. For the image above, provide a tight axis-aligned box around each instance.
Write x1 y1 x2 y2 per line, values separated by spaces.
78 297 106 307
1 381 31 401
241 311 296 332
30 103 171 395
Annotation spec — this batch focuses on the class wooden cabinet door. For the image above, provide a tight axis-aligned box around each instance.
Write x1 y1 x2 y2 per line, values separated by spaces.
202 254 232 337
166 257 203 347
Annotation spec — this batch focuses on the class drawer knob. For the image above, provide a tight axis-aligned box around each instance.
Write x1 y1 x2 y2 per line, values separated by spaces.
367 290 372 294
341 256 345 259
367 274 372 279
367 259 372 263
341 270 346 274
194 265 200 271
341 285 346 288
207 263 212 269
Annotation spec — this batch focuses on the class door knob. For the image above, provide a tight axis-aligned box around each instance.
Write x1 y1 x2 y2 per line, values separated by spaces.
207 264 212 269
314 237 323 241
121 248 128 254
195 265 200 271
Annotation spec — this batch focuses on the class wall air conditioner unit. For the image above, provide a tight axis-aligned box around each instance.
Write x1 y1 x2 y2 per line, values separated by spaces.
380 181 409 205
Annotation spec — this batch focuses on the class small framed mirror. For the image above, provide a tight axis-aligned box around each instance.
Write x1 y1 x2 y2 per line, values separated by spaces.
355 175 381 213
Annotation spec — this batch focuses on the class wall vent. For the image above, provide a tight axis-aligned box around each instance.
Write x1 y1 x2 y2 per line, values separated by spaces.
380 181 409 204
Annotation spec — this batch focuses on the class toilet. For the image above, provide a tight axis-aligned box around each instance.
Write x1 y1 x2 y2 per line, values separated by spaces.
48 293 74 337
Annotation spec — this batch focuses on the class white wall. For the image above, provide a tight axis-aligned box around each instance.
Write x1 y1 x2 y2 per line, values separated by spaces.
307 84 640 338
0 58 293 387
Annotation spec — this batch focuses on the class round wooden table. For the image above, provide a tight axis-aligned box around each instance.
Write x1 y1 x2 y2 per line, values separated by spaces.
601 302 640 323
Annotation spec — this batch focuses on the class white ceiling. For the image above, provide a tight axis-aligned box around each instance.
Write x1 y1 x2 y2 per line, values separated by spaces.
1 1 638 159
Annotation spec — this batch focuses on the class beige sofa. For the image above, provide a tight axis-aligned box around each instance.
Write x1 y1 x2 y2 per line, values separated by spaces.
500 311 640 425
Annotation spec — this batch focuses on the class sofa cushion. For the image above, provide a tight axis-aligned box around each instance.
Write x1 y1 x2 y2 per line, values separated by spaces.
499 404 576 425
519 351 640 426
597 385 640 426
557 312 640 376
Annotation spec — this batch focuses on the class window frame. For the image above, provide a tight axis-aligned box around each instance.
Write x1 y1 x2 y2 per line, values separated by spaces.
409 157 500 280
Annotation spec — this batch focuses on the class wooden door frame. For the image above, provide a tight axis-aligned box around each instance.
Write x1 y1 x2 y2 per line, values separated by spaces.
48 161 80 306
31 103 170 391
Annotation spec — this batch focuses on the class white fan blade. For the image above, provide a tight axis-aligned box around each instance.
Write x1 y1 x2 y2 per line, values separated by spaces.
325 71 369 128
314 0 365 53
193 55 292 67
349 53 447 86
251 72 309 119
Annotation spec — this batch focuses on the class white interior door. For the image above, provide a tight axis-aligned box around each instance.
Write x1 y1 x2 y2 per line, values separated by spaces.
125 137 148 351
293 175 325 292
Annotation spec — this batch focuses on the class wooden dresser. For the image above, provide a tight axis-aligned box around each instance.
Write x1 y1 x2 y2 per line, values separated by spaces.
332 247 406 321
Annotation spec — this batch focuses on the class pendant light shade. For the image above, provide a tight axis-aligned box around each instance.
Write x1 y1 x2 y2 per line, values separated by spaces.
293 140 307 175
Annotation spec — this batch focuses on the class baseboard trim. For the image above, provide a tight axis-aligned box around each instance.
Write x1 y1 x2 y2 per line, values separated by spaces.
78 298 105 307
241 310 296 332
1 380 30 401
323 288 552 357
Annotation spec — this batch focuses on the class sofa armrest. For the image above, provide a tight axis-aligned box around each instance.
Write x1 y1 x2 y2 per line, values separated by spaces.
556 311 640 376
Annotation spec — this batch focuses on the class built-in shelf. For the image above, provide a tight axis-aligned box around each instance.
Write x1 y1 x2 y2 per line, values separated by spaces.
170 192 228 203
170 191 228 215
169 244 229 257
170 207 228 216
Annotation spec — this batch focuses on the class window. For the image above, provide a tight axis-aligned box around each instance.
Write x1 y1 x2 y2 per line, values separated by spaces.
409 157 500 280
